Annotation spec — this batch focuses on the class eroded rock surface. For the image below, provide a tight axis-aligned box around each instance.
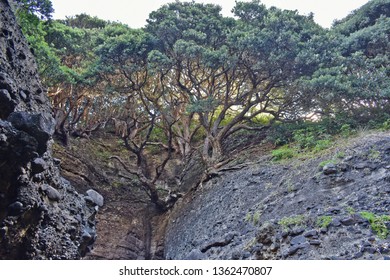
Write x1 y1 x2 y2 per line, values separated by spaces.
165 133 390 260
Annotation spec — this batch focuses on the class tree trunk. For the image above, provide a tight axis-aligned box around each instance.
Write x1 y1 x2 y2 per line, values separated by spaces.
202 135 223 166
210 137 223 163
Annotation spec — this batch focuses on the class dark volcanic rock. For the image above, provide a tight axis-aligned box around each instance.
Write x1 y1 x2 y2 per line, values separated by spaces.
290 235 307 246
8 112 55 154
0 89 15 118
164 132 390 260
0 0 97 260
42 185 62 202
86 189 104 207
31 158 48 174
322 163 337 175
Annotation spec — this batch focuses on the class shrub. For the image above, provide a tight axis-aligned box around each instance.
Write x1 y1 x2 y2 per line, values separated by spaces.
335 151 346 159
346 206 355 215
267 122 298 146
253 212 261 226
272 146 296 161
293 129 317 149
340 124 356 137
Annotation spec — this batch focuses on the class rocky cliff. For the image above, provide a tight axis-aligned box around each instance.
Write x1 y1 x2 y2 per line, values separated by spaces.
0 0 98 259
164 132 390 260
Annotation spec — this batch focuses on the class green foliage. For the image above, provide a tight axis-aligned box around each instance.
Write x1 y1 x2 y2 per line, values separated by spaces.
300 0 390 124
380 119 390 131
252 212 261 226
360 211 390 239
313 139 332 152
278 215 306 230
340 124 356 138
333 0 390 36
187 97 220 114
62 14 108 29
267 123 298 146
293 127 332 151
14 0 54 19
244 212 252 223
272 146 296 161
268 120 337 159
316 216 333 228
91 145 111 161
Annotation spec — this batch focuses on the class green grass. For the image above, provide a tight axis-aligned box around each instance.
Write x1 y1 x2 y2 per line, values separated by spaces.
360 211 390 239
318 159 338 169
245 211 262 226
272 145 296 161
278 215 306 230
335 151 346 159
313 139 333 152
316 216 333 228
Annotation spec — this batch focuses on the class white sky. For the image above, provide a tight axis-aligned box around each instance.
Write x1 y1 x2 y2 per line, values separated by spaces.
50 0 370 28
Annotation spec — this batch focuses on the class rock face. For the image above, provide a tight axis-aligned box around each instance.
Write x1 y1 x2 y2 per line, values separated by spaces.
53 135 157 260
164 133 390 260
0 0 97 259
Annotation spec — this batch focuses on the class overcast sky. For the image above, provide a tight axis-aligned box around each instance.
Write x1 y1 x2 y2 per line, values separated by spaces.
50 0 369 28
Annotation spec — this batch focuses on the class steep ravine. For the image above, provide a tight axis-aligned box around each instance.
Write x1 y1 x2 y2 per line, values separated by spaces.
164 132 390 260
0 0 98 259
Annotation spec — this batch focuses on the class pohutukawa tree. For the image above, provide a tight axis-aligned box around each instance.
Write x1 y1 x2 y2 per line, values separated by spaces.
146 0 323 164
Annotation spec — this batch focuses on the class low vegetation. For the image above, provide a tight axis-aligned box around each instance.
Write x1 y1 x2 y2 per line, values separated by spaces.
360 212 390 239
316 216 333 228
278 215 307 230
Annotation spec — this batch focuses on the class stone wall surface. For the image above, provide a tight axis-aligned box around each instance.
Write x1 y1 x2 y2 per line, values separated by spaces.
0 0 98 259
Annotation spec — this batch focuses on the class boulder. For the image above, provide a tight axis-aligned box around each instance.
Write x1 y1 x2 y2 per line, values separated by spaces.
7 112 55 153
323 163 337 175
42 185 62 202
86 189 104 207
31 157 48 174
